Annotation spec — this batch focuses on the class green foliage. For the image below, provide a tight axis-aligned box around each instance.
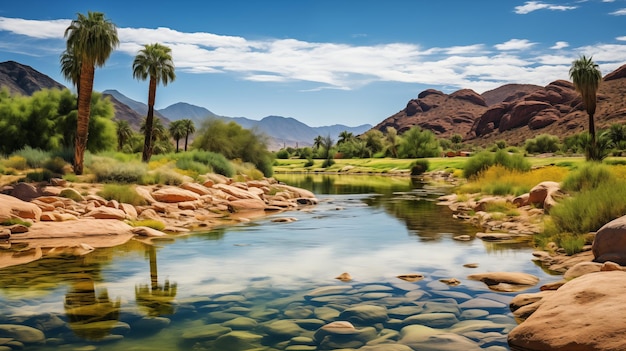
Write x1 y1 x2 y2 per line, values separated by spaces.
149 168 184 185
129 219 165 231
13 147 51 168
59 188 84 202
410 159 430 176
463 150 530 179
550 178 626 235
43 157 68 175
0 218 32 227
192 118 273 176
275 149 290 159
562 163 614 192
304 157 314 167
398 126 441 158
23 169 54 182
97 184 147 206
3 156 28 170
321 158 335 168
525 134 561 154
89 156 148 183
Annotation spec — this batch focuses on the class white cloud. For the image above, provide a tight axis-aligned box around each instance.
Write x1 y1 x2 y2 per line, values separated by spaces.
551 41 570 49
610 8 626 15
0 16 625 94
494 39 537 51
514 1 578 14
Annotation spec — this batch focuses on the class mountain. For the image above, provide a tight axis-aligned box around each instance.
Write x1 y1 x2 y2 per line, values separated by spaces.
0 61 65 95
481 84 543 106
158 102 218 127
102 89 169 123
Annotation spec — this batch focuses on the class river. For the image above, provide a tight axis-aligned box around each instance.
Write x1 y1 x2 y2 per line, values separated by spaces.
0 174 560 350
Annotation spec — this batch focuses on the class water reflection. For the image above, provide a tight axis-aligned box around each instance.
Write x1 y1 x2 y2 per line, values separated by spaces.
135 245 178 316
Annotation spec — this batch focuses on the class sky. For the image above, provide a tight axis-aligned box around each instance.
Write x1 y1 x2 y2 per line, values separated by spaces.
0 1 624 127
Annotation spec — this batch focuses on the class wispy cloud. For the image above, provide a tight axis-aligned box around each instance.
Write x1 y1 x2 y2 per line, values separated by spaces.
494 39 537 51
610 8 626 15
551 41 570 49
0 16 624 93
514 1 578 14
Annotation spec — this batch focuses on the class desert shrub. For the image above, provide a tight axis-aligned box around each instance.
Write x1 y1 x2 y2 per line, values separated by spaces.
90 157 148 183
525 134 560 154
561 163 614 192
275 149 290 159
460 165 568 196
463 150 530 179
560 235 587 256
410 159 430 176
43 157 67 175
24 169 53 182
550 179 626 235
321 158 335 168
148 168 184 186
188 150 234 177
97 184 147 206
4 155 28 170
129 219 165 231
176 158 211 175
304 157 314 167
13 146 51 168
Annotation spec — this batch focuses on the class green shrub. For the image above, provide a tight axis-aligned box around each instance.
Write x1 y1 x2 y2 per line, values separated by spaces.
43 157 67 175
189 150 234 177
525 134 561 154
90 157 148 183
304 157 314 167
97 184 147 206
148 169 184 185
24 169 53 182
562 163 614 192
322 158 335 168
550 179 626 235
410 159 430 176
4 155 28 170
129 219 165 231
176 158 210 175
560 235 587 256
463 150 530 179
13 146 50 168
275 149 290 159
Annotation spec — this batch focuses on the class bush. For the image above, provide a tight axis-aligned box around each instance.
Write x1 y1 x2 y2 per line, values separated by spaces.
148 168 184 186
43 157 67 175
1 218 32 227
129 219 165 231
322 158 335 168
525 134 560 154
275 149 290 159
410 159 430 176
4 155 28 170
24 169 53 182
304 157 314 167
463 150 530 179
90 157 148 183
562 163 614 192
97 184 147 206
13 146 51 168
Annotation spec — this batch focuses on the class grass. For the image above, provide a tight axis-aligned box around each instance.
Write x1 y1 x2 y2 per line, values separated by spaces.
459 165 569 196
0 218 32 227
483 201 520 217
128 219 166 231
97 184 147 206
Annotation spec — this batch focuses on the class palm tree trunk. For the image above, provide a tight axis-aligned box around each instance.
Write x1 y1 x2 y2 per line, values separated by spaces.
184 134 189 151
175 138 180 153
74 63 95 175
589 112 596 145
142 77 157 162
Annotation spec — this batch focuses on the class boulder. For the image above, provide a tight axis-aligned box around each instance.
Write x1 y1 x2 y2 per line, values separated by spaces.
227 198 267 212
180 182 211 196
450 89 487 106
152 187 200 203
604 63 626 81
473 104 508 137
0 194 42 221
214 183 261 200
508 271 626 351
9 183 41 201
0 324 45 344
528 181 562 210
528 108 560 129
499 101 553 132
592 215 626 265
467 272 539 292
84 207 127 220
338 305 388 325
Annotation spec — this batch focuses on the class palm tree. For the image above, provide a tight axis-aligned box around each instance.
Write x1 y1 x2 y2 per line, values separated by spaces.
313 135 323 150
64 11 119 175
132 43 176 162
135 245 177 316
180 119 195 151
60 47 81 95
337 130 354 145
169 120 185 152
115 120 133 151
569 55 602 158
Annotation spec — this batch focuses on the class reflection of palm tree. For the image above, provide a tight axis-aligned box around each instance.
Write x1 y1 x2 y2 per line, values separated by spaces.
135 245 177 316
64 274 121 341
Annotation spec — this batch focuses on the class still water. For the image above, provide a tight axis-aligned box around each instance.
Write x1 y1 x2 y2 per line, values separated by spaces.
0 175 559 350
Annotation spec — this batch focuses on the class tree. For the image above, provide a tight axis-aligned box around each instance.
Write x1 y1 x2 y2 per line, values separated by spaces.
60 47 81 95
569 55 602 160
313 135 323 150
338 130 354 145
398 126 441 158
116 120 133 151
385 127 399 158
168 120 185 152
64 11 119 175
132 43 176 162
140 116 171 155
180 119 195 151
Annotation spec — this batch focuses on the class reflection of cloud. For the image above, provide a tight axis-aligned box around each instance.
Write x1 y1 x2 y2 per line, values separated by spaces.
0 16 624 93
514 1 578 14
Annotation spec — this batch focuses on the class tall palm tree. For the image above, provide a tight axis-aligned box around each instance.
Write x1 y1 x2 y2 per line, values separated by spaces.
168 120 185 152
337 130 354 145
64 11 119 175
115 120 133 151
569 55 602 157
180 119 195 151
132 43 176 162
60 47 81 95
313 135 323 150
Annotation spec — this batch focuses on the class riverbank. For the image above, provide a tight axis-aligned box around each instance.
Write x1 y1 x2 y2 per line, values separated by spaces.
0 174 318 269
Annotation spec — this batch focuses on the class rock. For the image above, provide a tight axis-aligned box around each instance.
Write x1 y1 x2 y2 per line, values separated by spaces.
227 198 267 212
180 182 211 196
0 324 45 344
135 186 157 204
131 226 167 237
0 194 42 221
592 215 626 265
403 312 459 328
152 187 200 203
335 272 352 282
133 317 170 333
563 261 602 280
508 271 626 351
222 317 257 330
499 101 553 132
214 183 261 200
512 193 529 207
453 235 471 241
59 188 84 202
84 207 127 220
528 181 563 210
338 305 388 325
396 274 424 282
9 183 41 201
181 324 232 342
398 325 481 351
528 108 560 129
7 224 29 234
604 63 626 81
467 272 539 292
450 89 487 106
263 320 304 339
0 229 9 240
214 331 263 350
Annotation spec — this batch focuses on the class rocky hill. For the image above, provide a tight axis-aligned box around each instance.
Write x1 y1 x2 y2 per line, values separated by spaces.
371 63 626 146
0 61 65 95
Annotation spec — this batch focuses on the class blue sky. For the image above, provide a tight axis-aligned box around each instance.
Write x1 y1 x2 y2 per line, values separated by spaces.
0 1 624 127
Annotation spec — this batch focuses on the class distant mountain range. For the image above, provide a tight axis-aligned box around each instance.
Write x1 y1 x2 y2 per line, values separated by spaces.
4 59 626 150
